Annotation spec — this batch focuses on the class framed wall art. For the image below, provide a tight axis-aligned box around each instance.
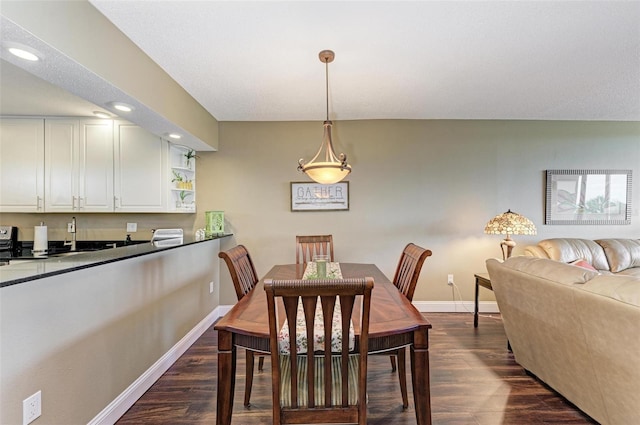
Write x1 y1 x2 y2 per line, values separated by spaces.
290 181 349 212
545 169 632 225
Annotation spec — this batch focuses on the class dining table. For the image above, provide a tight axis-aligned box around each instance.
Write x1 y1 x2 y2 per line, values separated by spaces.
214 262 432 425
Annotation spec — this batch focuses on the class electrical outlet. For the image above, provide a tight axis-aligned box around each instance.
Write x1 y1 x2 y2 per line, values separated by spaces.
23 391 41 425
447 274 454 286
209 281 214 293
126 223 137 232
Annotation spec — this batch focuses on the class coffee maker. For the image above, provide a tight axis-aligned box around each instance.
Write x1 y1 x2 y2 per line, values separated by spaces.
0 226 19 259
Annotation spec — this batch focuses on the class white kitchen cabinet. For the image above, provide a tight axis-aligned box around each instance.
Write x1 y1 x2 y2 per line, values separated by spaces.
45 119 114 212
0 118 45 212
113 121 168 212
2 117 171 213
168 143 196 213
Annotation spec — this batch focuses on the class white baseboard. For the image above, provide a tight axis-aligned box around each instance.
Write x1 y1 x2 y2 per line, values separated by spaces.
91 300 499 424
412 300 499 314
217 304 233 317
89 306 224 425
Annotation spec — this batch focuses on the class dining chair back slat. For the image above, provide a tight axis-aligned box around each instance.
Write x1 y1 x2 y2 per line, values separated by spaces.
392 243 433 301
265 277 374 425
296 235 334 264
219 244 259 300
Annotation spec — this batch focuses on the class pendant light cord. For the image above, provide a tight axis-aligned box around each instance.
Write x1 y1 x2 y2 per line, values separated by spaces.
325 59 329 121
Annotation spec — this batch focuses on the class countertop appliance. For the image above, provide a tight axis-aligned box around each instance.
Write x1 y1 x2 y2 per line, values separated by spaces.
0 226 19 259
151 228 183 247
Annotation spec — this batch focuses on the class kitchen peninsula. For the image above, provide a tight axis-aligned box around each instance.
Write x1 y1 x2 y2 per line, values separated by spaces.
0 235 229 425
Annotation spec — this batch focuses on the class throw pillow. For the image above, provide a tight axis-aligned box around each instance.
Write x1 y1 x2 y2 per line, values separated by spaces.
570 259 598 272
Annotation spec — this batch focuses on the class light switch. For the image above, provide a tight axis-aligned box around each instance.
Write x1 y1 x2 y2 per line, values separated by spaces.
126 223 137 232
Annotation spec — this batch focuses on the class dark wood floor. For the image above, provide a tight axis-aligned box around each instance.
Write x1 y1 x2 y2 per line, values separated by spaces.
116 313 597 424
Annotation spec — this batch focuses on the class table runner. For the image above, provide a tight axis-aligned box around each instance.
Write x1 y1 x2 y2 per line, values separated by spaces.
278 263 355 354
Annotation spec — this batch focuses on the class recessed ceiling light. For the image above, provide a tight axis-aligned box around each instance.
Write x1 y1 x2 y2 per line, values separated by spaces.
8 47 40 61
93 111 111 119
168 133 182 139
110 102 135 112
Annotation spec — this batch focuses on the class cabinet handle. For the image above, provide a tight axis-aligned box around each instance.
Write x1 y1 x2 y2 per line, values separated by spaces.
72 196 77 210
78 197 83 209
37 196 42 211
114 196 120 209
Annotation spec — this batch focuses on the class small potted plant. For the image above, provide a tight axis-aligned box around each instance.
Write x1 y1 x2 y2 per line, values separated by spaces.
178 190 192 209
184 149 198 169
171 170 184 189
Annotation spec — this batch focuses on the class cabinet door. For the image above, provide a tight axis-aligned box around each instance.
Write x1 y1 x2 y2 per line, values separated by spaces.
79 120 114 212
44 119 113 212
114 122 167 212
0 118 45 212
45 119 79 212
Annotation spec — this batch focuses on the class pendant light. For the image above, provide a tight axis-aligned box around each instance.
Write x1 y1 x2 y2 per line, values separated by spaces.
298 50 352 184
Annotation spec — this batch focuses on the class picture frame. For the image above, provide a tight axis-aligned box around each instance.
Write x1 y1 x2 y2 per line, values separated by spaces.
545 169 632 225
290 181 349 212
205 210 225 236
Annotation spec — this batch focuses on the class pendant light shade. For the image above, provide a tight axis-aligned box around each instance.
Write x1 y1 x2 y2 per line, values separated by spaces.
298 50 351 184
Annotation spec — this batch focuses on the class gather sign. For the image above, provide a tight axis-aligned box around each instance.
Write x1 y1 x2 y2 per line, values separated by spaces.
290 182 349 211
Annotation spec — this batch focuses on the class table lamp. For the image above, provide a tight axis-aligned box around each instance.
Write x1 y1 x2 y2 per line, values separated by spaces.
484 209 537 260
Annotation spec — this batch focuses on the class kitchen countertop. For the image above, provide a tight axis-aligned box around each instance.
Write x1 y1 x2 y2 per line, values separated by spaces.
0 234 232 288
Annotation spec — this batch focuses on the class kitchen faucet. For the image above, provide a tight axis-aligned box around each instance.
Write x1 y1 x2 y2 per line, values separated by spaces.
64 216 77 251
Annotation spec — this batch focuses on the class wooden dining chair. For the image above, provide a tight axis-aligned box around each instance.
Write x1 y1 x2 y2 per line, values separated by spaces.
295 234 334 264
218 244 265 407
264 277 374 425
388 243 432 408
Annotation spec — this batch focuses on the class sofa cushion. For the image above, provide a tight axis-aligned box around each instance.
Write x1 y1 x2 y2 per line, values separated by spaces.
596 239 640 273
537 239 610 271
616 267 640 278
581 274 640 307
504 256 599 285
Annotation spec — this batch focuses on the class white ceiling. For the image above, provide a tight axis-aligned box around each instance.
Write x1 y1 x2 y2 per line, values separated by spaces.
1 1 639 124
86 0 640 122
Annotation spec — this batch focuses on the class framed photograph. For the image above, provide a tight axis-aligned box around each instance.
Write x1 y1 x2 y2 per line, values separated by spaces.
545 169 632 225
290 181 349 212
205 210 224 236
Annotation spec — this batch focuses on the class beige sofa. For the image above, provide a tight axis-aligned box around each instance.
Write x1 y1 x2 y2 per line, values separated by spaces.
523 238 640 277
486 238 640 425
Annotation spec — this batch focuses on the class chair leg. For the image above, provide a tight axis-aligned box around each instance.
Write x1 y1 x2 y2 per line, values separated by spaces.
390 355 397 372
397 348 409 409
258 355 265 372
244 350 255 407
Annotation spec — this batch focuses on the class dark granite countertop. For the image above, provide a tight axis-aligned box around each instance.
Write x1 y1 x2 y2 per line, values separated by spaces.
0 234 232 288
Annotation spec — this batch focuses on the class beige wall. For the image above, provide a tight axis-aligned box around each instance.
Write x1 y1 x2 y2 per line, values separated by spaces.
3 213 197 244
202 119 640 305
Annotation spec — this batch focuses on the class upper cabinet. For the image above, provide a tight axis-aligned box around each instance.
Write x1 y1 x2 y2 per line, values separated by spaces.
45 119 114 212
0 118 45 212
0 117 191 213
114 121 168 212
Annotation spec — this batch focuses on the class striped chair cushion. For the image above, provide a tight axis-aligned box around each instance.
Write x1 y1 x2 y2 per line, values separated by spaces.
279 354 360 407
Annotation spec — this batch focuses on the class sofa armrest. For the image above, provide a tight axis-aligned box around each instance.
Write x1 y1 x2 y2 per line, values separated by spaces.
523 245 550 258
